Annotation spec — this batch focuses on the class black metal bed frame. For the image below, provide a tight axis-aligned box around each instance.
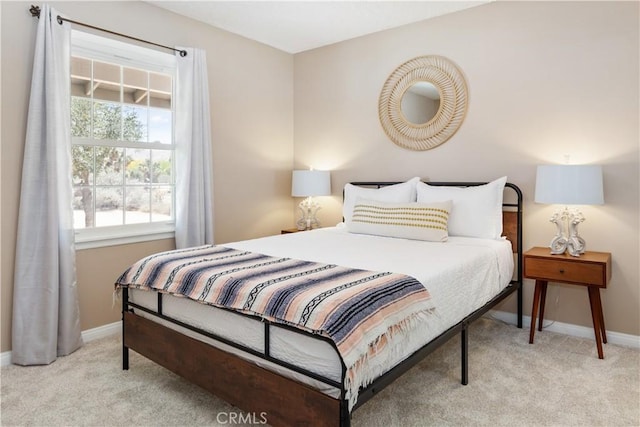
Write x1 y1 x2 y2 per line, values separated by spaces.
122 181 523 426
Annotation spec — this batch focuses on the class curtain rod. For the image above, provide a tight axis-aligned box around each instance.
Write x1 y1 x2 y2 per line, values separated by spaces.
29 5 187 57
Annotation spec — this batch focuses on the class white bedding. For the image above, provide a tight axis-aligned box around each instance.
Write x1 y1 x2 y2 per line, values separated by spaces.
129 225 514 402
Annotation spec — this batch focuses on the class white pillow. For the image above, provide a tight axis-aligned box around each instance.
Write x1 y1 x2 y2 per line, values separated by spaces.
347 198 452 242
416 176 507 239
342 177 420 223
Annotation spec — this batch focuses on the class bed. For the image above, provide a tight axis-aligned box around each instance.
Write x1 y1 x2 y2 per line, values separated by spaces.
117 180 523 426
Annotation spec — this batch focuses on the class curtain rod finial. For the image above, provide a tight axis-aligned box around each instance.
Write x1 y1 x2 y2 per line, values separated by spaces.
29 5 41 18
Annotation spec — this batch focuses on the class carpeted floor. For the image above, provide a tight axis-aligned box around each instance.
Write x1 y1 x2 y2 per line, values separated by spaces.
1 318 639 426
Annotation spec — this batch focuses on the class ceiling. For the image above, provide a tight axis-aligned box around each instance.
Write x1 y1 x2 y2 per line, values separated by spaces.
148 1 490 54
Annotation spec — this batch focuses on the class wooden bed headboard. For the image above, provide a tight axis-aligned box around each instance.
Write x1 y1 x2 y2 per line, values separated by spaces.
347 181 523 255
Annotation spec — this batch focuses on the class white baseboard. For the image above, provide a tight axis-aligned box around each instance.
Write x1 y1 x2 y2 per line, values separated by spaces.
1 321 121 367
0 350 11 367
488 310 640 350
81 320 121 342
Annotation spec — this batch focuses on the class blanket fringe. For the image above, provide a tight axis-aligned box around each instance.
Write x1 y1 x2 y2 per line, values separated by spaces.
344 307 438 410
112 288 122 309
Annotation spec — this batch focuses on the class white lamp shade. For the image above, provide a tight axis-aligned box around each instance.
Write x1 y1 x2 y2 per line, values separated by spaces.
535 165 604 205
292 170 331 197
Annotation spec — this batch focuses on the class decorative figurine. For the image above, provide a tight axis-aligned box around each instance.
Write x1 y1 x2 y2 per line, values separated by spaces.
548 207 587 257
296 197 321 230
566 211 586 256
549 210 569 255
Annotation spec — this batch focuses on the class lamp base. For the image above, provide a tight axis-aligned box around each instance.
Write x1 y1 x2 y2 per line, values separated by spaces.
548 207 586 257
296 197 321 230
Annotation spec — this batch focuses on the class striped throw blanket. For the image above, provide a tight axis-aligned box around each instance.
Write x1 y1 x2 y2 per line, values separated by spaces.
116 245 435 408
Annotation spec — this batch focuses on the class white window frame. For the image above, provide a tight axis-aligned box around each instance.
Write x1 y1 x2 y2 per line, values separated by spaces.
71 30 177 250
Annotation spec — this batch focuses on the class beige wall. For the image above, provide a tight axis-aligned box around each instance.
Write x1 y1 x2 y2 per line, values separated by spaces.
0 1 294 353
294 2 640 335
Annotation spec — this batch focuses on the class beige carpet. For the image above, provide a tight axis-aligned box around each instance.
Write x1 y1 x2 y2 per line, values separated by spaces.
1 318 639 426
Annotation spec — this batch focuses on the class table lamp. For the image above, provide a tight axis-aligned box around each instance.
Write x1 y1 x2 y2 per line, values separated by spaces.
292 169 331 230
534 164 604 257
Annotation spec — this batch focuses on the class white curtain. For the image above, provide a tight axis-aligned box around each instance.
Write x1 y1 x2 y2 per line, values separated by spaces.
12 4 83 365
175 47 214 249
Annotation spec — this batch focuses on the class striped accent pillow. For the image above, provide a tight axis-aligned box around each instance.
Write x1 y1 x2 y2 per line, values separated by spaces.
347 198 452 242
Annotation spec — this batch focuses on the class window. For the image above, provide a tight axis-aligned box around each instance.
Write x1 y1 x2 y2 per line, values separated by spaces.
70 31 177 249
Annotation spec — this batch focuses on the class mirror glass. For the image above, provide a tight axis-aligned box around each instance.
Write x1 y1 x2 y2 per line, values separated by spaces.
400 82 441 125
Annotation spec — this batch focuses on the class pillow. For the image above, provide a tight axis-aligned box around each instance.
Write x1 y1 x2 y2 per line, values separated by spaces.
346 198 452 242
416 176 507 239
343 177 420 223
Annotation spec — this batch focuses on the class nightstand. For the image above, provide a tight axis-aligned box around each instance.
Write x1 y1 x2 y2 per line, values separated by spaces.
281 228 304 234
524 247 612 359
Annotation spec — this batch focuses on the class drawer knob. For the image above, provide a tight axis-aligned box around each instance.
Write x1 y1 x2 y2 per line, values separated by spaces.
559 269 565 273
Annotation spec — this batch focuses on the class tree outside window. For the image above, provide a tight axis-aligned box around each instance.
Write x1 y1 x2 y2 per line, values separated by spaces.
70 56 173 230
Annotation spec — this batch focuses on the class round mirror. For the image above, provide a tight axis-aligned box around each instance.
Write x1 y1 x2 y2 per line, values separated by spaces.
379 56 468 151
400 82 441 125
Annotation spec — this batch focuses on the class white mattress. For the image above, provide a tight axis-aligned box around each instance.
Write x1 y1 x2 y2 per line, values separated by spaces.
129 225 514 401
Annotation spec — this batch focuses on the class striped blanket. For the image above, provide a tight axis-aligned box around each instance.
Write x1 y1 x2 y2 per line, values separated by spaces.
116 245 436 408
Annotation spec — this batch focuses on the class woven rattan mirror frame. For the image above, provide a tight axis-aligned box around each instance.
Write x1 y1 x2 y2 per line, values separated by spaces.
378 56 468 151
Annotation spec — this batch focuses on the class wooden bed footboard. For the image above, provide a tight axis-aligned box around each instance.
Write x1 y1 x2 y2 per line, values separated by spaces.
123 311 347 426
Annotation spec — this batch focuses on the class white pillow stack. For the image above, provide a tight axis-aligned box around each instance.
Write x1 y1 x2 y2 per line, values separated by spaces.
342 176 508 241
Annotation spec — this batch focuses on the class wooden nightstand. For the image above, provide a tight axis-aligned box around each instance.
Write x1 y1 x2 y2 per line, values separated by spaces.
281 228 304 234
524 247 612 359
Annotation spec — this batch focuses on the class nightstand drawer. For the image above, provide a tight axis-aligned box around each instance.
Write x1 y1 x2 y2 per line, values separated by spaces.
524 257 607 287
